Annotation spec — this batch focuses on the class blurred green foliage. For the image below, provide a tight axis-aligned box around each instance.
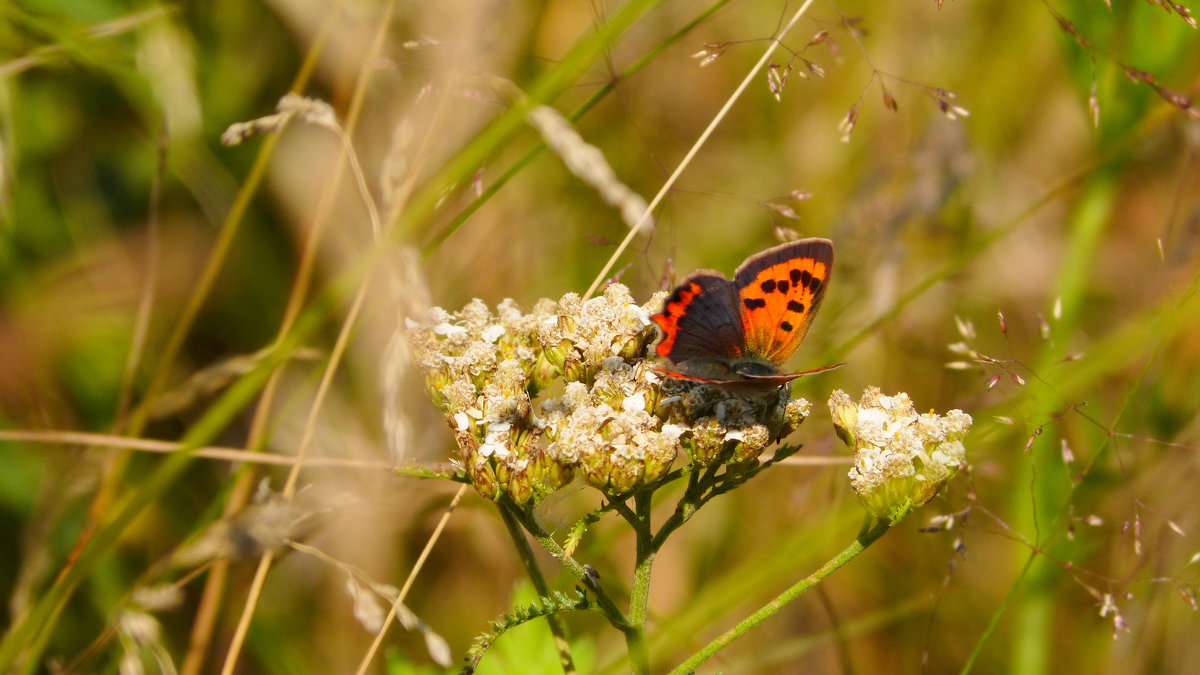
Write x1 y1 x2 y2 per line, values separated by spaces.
1 0 1198 672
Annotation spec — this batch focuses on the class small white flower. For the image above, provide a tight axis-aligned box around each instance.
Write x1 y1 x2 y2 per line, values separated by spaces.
481 324 506 343
478 441 509 459
622 392 646 413
660 423 686 439
433 322 467 337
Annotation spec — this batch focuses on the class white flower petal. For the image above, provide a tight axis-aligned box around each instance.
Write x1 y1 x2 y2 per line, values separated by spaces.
481 324 505 343
433 322 467 337
622 392 646 413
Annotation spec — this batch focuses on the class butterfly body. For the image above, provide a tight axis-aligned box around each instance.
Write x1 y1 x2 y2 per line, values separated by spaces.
650 238 839 392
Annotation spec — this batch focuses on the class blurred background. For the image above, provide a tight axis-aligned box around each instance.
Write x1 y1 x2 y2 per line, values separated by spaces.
1 0 1198 672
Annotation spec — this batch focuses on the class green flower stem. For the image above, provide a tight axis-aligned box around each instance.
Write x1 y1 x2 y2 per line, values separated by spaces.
624 492 656 674
508 499 651 675
498 505 577 675
668 518 893 675
625 555 654 673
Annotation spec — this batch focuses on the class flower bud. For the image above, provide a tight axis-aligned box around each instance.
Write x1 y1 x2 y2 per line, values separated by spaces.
778 397 812 438
468 454 499 501
689 417 727 467
507 459 534 505
728 423 771 464
530 351 559 393
542 338 575 372
828 389 859 449
616 324 657 362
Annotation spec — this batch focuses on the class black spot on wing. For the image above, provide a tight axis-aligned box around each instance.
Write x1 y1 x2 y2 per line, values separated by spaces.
787 300 805 313
734 238 833 291
743 297 767 310
760 280 777 293
781 321 794 332
778 280 789 293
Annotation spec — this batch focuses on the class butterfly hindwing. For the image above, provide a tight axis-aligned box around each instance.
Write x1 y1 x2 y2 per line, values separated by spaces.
733 238 833 366
652 273 745 362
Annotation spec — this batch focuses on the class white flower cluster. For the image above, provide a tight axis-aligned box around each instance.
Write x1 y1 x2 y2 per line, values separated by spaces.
540 358 679 494
408 296 567 505
409 284 818 503
829 387 971 524
537 284 662 383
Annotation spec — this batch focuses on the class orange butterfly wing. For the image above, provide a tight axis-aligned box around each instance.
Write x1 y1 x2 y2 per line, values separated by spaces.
733 238 833 366
651 273 744 362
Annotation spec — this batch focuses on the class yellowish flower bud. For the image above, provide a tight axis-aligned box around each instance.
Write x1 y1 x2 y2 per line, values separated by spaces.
689 417 727 467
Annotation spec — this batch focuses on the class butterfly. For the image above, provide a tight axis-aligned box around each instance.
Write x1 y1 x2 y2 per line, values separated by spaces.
649 238 841 392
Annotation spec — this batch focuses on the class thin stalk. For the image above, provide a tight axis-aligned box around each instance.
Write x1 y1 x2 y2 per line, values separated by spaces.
392 0 667 244
668 519 892 674
583 0 819 300
422 0 732 253
355 485 469 674
960 552 1037 673
1010 171 1116 675
499 505 577 675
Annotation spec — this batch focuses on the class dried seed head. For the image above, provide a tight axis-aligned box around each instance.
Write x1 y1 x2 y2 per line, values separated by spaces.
174 484 315 564
1061 438 1075 464
767 64 789 101
882 86 899 112
767 202 799 219
1089 81 1101 128
838 103 859 142
955 315 976 341
527 105 653 234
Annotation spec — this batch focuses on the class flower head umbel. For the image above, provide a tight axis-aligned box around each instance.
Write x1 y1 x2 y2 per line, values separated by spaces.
409 297 568 505
829 387 971 524
409 284 818 504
